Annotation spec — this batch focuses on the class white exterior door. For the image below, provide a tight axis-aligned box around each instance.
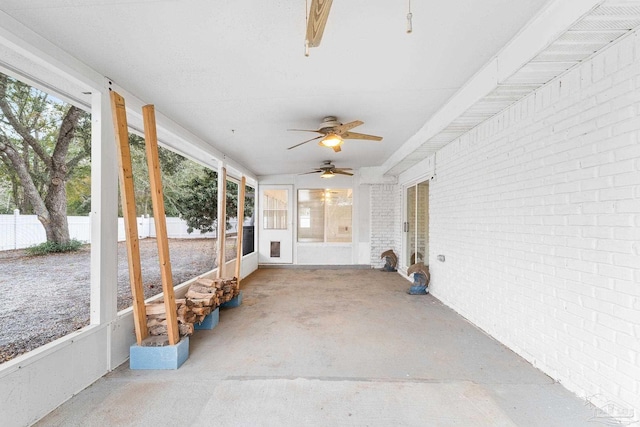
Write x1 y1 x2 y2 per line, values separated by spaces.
258 185 293 264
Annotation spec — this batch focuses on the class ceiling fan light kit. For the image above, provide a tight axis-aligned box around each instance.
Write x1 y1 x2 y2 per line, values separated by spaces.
319 134 343 148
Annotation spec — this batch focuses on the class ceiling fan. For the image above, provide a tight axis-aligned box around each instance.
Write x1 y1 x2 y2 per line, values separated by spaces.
287 116 383 152
300 160 353 178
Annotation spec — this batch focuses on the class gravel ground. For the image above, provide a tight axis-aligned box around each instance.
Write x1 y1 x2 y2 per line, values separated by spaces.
0 237 237 364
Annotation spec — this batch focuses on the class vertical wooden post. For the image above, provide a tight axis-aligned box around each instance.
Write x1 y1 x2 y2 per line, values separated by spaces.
142 105 180 346
110 91 148 345
234 176 246 286
216 167 227 278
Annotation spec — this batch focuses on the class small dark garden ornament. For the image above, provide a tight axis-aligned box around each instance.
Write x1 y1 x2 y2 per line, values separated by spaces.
407 262 430 295
380 249 398 272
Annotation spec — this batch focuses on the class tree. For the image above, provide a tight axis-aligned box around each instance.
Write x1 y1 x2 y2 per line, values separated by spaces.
127 133 188 217
175 168 254 234
0 73 91 244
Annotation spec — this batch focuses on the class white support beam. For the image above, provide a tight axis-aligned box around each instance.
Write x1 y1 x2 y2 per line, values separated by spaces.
0 10 102 93
380 59 498 174
89 84 118 328
0 10 256 185
357 166 398 184
381 0 604 175
0 57 90 111
107 82 257 183
216 162 227 278
497 0 602 82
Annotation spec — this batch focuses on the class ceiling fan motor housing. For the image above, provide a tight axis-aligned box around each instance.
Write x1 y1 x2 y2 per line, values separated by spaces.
319 116 341 132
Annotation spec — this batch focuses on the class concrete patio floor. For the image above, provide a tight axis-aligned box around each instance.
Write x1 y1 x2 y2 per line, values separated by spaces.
36 268 609 426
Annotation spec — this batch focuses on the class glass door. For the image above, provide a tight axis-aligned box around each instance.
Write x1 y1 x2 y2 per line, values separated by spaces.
405 185 417 267
404 181 429 268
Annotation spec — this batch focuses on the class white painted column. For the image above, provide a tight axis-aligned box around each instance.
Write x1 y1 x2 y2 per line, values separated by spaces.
90 82 118 327
216 160 226 276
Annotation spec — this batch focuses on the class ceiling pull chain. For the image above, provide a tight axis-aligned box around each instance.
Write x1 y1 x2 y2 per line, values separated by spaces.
407 0 413 34
305 0 310 56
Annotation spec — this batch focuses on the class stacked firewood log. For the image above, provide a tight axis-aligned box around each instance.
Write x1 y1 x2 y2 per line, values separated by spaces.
144 277 239 336
217 277 240 304
184 278 219 324
188 277 239 306
145 300 196 336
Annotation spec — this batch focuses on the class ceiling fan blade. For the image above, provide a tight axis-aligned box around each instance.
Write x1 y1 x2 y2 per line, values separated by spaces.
332 145 341 153
341 131 383 141
334 170 354 176
299 170 322 175
334 120 363 134
333 168 352 173
306 0 333 48
287 135 323 150
287 128 323 133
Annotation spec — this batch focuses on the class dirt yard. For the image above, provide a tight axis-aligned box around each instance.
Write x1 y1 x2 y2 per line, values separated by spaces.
0 237 237 363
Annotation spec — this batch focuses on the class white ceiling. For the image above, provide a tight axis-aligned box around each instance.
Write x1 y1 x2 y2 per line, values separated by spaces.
0 0 573 176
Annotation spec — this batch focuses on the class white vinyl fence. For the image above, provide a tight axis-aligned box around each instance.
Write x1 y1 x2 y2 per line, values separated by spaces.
0 211 236 251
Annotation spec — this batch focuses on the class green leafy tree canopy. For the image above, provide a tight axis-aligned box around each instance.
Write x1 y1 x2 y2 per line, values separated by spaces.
176 168 254 234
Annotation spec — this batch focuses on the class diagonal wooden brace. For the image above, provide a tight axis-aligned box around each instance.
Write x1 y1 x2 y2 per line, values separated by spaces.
142 105 180 346
110 91 148 345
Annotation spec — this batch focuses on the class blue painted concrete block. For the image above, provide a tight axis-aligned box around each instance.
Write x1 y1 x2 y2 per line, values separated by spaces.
194 307 219 330
221 291 243 309
130 336 189 370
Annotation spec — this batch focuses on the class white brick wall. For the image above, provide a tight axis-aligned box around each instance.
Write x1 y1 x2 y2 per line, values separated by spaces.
424 32 640 419
369 184 402 267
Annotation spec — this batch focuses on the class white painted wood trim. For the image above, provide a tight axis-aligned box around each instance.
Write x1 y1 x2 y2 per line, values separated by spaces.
90 85 119 328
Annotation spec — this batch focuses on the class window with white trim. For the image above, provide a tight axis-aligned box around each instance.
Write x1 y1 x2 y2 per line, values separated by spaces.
297 189 352 243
